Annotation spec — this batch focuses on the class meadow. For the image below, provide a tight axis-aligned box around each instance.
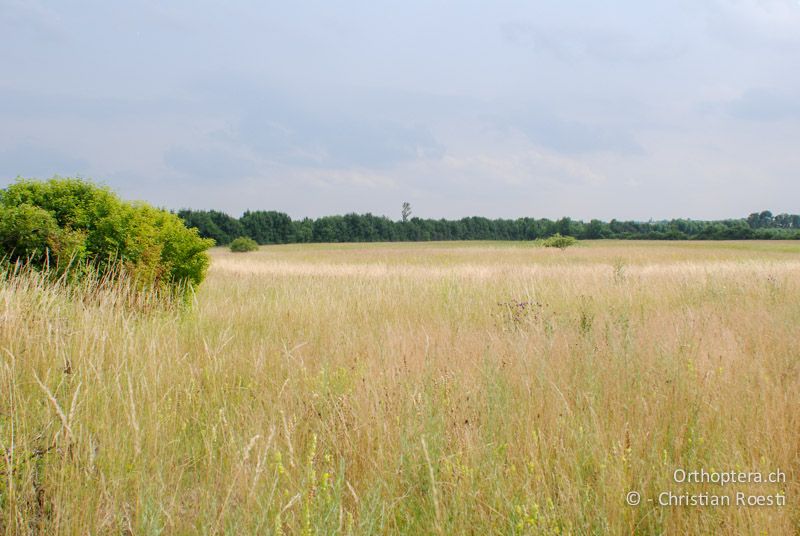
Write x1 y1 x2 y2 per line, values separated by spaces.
1 240 798 534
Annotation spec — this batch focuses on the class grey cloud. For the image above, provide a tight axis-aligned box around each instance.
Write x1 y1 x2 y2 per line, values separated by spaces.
500 21 683 63
0 88 196 121
702 0 800 50
164 145 260 181
0 143 89 180
192 81 447 169
726 88 800 121
239 113 445 168
194 75 637 164
498 111 644 155
0 0 65 41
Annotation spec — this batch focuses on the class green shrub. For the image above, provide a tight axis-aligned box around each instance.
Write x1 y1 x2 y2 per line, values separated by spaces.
542 233 578 250
229 236 259 252
0 177 214 293
0 203 60 263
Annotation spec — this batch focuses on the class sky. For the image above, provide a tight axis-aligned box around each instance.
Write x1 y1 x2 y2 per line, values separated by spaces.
1 0 799 221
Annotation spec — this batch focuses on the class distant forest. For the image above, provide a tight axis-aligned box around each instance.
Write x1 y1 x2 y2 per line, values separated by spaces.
177 209 800 245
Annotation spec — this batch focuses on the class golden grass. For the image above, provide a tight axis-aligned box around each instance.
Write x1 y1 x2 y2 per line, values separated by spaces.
1 241 798 534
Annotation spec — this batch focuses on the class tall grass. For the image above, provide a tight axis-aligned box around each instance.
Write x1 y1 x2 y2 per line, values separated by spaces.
1 241 798 534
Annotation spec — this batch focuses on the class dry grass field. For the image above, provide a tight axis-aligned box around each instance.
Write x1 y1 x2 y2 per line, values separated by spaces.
1 240 798 534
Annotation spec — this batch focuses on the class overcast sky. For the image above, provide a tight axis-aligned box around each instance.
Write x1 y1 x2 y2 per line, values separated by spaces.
1 0 799 220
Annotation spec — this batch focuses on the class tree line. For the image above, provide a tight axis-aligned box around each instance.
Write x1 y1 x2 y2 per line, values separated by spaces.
176 208 800 246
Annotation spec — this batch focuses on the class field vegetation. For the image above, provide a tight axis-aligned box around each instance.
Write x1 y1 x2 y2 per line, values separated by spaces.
1 240 798 534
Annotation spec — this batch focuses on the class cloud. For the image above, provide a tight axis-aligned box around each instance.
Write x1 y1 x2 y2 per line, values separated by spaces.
704 0 800 48
0 87 193 121
195 81 447 169
237 109 445 170
725 88 800 121
500 21 683 63
0 0 65 40
490 110 644 155
0 143 89 180
164 145 260 181
439 149 604 189
285 167 397 190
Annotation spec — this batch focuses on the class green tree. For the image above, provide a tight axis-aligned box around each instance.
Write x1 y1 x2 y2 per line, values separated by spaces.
241 210 293 244
178 209 245 245
585 219 609 239
401 202 411 223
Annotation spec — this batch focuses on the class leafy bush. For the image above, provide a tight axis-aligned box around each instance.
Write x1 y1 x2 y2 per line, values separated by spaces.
0 177 214 293
229 236 259 252
0 203 61 263
542 233 578 250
